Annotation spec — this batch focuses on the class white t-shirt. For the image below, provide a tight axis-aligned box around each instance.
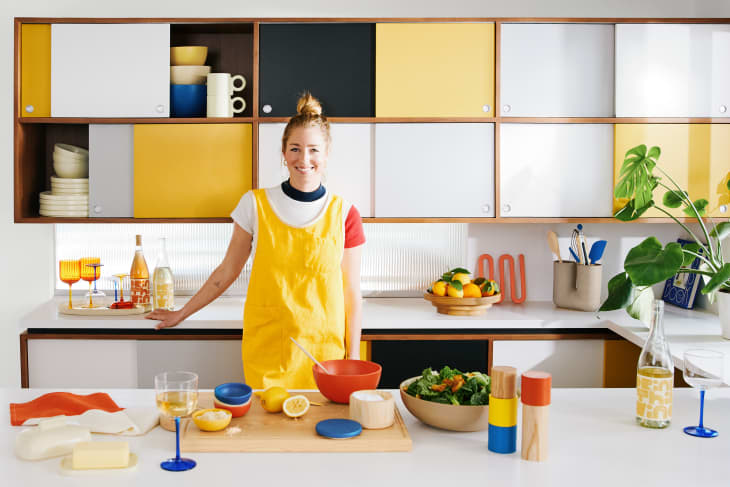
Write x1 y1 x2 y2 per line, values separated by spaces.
231 185 353 262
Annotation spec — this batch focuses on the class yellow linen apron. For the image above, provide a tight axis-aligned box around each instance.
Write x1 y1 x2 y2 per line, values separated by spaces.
242 189 346 389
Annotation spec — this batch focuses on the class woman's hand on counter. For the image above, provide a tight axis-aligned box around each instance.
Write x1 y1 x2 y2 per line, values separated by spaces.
147 309 185 330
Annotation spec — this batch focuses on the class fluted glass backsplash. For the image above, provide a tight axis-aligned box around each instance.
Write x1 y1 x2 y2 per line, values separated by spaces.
55 223 466 297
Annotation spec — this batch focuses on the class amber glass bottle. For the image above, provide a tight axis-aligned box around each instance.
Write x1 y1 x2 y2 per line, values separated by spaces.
130 234 151 311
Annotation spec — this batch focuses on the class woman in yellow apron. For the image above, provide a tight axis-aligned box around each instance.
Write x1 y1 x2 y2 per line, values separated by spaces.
147 93 365 389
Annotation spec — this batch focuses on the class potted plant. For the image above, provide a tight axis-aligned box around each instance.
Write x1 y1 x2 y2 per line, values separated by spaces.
600 144 730 337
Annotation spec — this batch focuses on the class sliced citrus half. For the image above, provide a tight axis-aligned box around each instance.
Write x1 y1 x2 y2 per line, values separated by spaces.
282 395 310 418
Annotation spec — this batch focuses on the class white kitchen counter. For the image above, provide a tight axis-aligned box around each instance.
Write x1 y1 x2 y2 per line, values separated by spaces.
3 387 730 487
21 296 623 331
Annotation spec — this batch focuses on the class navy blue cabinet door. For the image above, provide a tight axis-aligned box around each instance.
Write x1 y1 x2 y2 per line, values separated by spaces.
259 23 374 117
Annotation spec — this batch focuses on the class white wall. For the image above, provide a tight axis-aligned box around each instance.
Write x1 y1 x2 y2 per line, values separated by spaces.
3 0 728 387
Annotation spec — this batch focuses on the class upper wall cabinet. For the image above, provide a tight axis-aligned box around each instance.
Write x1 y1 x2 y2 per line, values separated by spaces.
259 24 374 117
500 124 614 217
134 124 252 218
500 23 614 117
614 124 730 218
615 24 730 117
259 123 373 217
375 23 495 117
51 24 170 117
20 24 51 117
375 123 494 217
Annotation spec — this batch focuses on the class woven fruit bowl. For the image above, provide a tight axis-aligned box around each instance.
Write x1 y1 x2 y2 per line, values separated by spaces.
423 292 501 316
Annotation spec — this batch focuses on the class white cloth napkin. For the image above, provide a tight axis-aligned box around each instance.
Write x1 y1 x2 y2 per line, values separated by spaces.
22 407 159 436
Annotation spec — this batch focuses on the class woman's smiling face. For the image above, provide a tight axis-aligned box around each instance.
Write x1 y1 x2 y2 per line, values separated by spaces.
283 126 329 192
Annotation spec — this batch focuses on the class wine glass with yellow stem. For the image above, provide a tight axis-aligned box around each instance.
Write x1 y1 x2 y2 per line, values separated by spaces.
59 260 80 309
79 257 102 308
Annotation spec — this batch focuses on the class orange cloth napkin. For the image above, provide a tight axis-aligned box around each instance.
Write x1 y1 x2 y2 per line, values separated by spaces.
10 392 124 426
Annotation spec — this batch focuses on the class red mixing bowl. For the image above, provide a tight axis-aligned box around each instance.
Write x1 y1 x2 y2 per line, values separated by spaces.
312 359 382 404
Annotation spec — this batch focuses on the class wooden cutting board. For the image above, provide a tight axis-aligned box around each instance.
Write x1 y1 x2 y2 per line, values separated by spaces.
181 391 412 452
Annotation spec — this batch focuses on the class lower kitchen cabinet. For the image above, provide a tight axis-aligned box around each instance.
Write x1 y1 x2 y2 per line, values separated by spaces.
499 124 614 217
133 124 253 218
491 339 604 387
614 124 730 218
258 123 373 217
371 340 489 389
374 123 495 217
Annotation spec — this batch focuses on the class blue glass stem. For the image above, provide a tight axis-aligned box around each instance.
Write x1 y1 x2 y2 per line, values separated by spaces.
699 389 706 429
93 267 98 292
175 416 181 460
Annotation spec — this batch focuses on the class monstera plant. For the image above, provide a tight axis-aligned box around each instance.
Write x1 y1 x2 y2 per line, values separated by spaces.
600 144 730 332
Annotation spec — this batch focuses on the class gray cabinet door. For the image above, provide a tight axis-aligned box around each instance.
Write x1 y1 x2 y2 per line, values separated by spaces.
89 125 133 217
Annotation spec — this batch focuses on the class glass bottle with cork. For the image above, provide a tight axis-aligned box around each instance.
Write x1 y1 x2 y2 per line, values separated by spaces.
636 299 673 428
130 234 151 312
153 237 174 311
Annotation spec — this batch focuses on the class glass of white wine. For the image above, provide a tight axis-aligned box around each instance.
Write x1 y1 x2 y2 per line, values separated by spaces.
682 349 724 438
155 371 199 471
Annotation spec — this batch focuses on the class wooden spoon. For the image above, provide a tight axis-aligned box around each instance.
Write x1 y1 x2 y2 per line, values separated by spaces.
290 337 331 374
547 230 562 262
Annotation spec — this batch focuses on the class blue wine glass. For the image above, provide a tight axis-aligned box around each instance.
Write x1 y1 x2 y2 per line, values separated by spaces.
154 371 198 471
682 349 724 438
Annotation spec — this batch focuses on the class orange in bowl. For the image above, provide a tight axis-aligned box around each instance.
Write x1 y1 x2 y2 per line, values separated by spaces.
312 359 382 404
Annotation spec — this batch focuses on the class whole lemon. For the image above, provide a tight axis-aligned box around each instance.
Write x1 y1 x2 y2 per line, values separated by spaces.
258 386 290 413
463 283 482 298
432 281 447 296
446 283 464 298
451 273 472 286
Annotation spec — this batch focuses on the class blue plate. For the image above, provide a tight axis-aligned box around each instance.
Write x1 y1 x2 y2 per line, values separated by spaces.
214 383 252 405
315 419 362 439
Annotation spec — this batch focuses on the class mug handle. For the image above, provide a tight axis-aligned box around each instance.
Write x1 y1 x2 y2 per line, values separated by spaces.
231 75 246 92
231 97 246 114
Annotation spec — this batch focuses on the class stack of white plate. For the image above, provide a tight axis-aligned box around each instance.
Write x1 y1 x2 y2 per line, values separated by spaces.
39 176 89 217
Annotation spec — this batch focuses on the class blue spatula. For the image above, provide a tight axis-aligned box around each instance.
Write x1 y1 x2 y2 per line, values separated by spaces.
589 240 607 265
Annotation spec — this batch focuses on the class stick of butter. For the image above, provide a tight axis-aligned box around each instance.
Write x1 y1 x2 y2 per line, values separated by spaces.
72 441 130 470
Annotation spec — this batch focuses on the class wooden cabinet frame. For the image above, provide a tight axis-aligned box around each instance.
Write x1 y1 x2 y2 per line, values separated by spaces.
13 17 730 223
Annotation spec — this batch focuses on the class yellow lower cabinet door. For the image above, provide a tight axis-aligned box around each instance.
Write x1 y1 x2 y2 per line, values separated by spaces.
375 23 495 117
20 24 51 117
134 124 252 218
614 124 730 218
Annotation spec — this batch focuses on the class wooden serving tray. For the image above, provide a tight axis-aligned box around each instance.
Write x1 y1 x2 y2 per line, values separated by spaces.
180 391 412 452
423 292 501 316
58 302 147 316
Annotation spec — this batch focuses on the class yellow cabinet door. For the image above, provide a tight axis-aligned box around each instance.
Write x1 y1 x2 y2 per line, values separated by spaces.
20 24 51 117
375 23 495 117
134 124 252 218
614 124 730 218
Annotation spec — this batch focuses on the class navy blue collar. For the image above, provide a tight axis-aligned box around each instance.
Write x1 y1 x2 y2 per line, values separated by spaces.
281 179 326 202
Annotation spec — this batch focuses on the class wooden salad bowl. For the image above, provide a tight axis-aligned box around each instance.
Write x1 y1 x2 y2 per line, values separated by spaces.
423 292 501 316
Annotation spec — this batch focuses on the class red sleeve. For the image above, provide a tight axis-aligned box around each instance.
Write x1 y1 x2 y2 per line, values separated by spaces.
344 205 366 248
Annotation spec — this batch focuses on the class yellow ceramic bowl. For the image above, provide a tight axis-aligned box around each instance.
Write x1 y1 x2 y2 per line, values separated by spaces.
191 408 232 432
170 46 208 66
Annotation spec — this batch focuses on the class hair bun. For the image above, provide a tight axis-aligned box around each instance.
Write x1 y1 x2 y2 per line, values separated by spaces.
296 92 323 117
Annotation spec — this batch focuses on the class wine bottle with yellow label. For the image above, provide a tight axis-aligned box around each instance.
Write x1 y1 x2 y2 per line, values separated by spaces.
130 234 151 312
636 299 673 428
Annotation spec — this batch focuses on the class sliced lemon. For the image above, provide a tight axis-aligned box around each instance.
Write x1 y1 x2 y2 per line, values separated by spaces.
282 395 310 418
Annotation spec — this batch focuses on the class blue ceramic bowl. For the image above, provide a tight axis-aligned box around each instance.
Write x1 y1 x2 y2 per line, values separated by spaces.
214 382 253 405
170 84 206 117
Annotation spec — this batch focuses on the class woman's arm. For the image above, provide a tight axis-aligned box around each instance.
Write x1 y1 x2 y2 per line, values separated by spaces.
147 224 253 330
342 244 363 359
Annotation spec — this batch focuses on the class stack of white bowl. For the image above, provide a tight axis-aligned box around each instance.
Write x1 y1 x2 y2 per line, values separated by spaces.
39 143 89 217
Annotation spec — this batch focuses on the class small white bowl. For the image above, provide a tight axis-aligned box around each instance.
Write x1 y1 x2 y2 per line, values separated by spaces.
54 161 89 179
54 143 88 158
171 65 211 85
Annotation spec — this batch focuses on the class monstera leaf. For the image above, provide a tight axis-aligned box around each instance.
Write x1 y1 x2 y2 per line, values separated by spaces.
624 237 683 286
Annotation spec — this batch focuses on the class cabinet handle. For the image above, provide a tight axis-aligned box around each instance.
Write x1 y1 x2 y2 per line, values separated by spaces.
93 205 103 214
482 204 490 214
721 205 728 214
502 204 511 213
482 104 491 113
156 104 165 114
503 105 511 113
720 105 727 114
262 104 273 114
25 105 35 114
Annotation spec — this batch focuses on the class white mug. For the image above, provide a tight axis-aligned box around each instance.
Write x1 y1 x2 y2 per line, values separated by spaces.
206 73 246 96
207 95 246 117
